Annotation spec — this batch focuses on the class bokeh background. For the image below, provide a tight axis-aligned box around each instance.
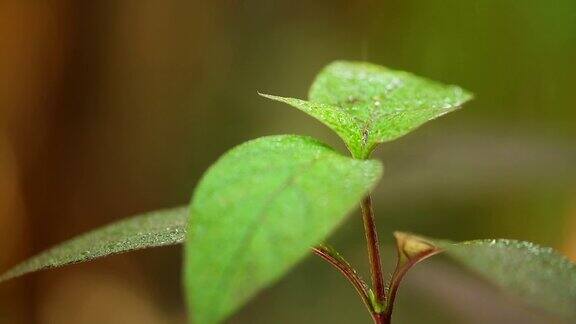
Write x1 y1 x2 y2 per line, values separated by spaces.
1 0 575 323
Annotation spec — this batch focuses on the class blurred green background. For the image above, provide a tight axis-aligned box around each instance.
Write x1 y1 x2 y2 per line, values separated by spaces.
1 0 575 323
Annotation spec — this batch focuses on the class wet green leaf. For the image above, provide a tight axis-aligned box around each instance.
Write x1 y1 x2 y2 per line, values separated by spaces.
433 237 576 319
261 61 472 159
184 135 382 324
0 207 187 282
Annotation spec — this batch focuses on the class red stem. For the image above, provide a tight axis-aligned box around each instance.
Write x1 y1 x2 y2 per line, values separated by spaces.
383 249 441 322
360 195 386 323
312 246 373 315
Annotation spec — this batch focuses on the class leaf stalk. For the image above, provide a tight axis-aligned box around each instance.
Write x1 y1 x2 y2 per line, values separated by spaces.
312 246 373 314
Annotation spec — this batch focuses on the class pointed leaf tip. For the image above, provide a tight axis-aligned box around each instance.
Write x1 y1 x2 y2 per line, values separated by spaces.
261 61 473 159
0 206 188 283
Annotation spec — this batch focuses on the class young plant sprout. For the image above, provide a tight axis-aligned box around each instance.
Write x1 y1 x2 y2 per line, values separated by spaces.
1 61 575 324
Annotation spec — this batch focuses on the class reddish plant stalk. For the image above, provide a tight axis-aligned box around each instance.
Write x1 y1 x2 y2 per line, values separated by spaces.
312 246 373 314
360 195 386 323
313 195 388 323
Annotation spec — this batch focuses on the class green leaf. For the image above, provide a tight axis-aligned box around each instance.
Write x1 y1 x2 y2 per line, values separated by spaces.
261 61 473 159
0 207 188 282
184 135 383 324
403 233 576 319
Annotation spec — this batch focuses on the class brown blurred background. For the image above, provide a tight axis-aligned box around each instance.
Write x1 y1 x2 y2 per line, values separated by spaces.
0 0 575 323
